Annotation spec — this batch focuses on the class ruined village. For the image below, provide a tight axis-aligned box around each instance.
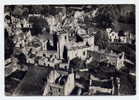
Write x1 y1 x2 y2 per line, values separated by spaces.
5 5 136 96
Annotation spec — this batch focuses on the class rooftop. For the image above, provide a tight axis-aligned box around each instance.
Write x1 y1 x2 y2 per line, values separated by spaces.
55 75 68 86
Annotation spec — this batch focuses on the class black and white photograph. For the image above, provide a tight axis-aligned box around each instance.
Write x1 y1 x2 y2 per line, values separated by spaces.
4 5 136 96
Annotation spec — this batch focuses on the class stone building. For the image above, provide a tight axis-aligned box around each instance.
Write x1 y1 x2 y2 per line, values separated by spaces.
57 30 69 60
43 70 75 96
67 44 89 60
87 50 125 70
56 29 95 61
89 73 114 95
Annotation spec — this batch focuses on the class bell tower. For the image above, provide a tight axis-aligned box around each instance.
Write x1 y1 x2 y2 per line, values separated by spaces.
57 30 68 59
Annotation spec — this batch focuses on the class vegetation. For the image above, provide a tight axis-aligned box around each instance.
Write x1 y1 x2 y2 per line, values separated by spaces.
5 29 15 59
29 16 50 35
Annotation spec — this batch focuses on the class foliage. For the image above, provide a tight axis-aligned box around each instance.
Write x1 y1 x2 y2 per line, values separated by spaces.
5 29 15 59
94 30 109 49
29 16 50 35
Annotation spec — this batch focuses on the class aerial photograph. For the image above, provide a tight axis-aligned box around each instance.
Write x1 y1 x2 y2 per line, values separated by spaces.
4 5 135 96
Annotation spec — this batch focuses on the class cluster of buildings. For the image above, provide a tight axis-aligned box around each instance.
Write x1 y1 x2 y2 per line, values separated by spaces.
106 27 135 44
5 6 135 96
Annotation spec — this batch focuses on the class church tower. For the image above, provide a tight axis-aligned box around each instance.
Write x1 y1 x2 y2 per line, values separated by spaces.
57 30 68 59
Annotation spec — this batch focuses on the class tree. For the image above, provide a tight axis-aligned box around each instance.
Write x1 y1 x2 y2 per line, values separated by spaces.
5 29 15 59
12 6 24 17
94 30 109 49
17 53 26 64
29 17 50 35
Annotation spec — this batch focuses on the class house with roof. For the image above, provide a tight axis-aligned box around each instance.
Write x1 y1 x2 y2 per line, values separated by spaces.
43 70 75 96
107 31 119 43
89 71 114 95
87 50 125 71
21 18 32 28
106 27 135 44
